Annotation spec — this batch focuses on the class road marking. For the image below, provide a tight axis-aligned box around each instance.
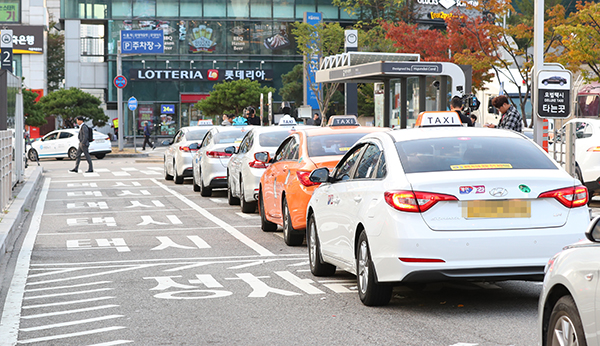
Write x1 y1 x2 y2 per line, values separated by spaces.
0 178 51 346
94 168 111 173
112 171 131 176
23 297 115 309
83 172 100 177
20 315 123 331
88 340 133 346
153 178 275 256
24 288 114 300
121 167 137 171
21 305 120 319
17 326 126 344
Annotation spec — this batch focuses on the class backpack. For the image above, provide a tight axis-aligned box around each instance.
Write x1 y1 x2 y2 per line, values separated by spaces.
87 126 94 142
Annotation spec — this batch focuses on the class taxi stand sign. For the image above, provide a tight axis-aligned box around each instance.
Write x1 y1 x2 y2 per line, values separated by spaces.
536 69 572 119
415 111 463 127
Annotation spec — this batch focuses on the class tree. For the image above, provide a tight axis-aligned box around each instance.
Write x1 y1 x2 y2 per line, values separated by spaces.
279 64 304 107
38 88 108 128
555 1 600 81
358 84 375 118
195 79 275 118
292 22 345 124
23 89 46 127
47 20 64 92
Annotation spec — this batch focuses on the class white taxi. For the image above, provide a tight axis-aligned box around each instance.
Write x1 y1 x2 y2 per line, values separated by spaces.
306 111 590 306
163 125 214 184
28 128 111 161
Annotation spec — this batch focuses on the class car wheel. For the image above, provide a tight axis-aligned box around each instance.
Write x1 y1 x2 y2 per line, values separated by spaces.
95 154 105 159
240 178 257 213
192 173 200 192
27 149 38 161
68 147 78 160
259 187 277 232
227 174 240 205
164 159 173 181
546 295 586 346
357 230 392 306
282 197 304 246
307 214 336 276
199 170 212 197
174 160 184 184
544 81 549 85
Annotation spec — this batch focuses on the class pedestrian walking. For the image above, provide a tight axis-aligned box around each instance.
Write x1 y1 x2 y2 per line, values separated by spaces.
485 95 523 132
70 116 93 173
142 121 154 150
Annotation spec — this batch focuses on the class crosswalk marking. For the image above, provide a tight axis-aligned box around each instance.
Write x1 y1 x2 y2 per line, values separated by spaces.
24 288 114 300
21 305 120 319
23 297 115 309
17 326 126 344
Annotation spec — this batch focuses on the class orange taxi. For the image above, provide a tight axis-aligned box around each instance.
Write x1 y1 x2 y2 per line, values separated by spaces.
256 116 389 246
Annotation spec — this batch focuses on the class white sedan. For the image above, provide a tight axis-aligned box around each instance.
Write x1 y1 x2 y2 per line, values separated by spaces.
226 123 313 213
306 126 590 306
27 128 111 161
539 218 600 346
163 125 213 184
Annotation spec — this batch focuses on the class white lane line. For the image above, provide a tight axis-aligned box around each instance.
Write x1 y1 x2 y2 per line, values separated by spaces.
21 305 120 319
87 340 134 346
17 326 126 344
0 178 51 346
153 178 274 256
20 315 124 332
23 296 115 309
24 288 114 300
25 281 112 292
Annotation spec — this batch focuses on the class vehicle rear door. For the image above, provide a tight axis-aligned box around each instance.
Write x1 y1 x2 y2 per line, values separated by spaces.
57 131 75 156
263 137 294 221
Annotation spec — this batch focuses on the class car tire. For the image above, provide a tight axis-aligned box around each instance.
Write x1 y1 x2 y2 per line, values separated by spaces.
68 147 78 160
227 174 240 205
192 173 200 192
95 154 105 159
259 187 277 232
27 149 38 162
307 214 336 276
546 295 586 346
199 170 212 197
357 230 392 306
240 178 257 213
174 161 184 184
164 159 173 181
282 197 304 246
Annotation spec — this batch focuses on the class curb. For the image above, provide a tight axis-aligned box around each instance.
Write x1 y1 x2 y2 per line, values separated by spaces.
0 166 43 261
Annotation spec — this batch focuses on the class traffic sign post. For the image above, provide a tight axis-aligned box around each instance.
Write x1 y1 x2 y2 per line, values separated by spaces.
536 69 572 119
1 29 13 72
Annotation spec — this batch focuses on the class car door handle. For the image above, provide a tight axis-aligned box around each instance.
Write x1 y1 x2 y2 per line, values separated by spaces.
333 198 340 205
354 196 362 203
585 273 594 281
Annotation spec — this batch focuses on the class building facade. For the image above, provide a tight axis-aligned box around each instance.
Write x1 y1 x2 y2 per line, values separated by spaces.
60 0 355 137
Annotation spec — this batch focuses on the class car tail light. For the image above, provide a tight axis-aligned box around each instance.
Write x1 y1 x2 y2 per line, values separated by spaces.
179 146 198 152
384 190 458 213
399 257 445 263
297 171 320 187
538 185 588 208
206 151 232 158
587 147 600 152
249 160 268 169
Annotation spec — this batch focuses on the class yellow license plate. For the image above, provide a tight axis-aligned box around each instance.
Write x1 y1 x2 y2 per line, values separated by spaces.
462 200 531 219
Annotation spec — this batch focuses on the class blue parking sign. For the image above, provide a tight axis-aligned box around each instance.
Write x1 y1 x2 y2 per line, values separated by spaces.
128 97 138 111
121 30 164 54
161 104 175 114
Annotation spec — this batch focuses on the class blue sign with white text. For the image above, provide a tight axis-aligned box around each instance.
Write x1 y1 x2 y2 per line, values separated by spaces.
121 30 164 54
161 104 175 114
304 12 322 110
128 97 138 111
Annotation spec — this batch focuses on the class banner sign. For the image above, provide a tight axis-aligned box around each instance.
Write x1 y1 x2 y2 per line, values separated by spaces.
129 69 273 82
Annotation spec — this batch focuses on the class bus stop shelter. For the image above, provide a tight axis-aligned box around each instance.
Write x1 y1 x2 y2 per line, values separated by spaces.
315 52 471 128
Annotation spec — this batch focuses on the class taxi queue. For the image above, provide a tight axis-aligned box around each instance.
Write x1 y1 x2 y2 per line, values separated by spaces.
163 112 591 313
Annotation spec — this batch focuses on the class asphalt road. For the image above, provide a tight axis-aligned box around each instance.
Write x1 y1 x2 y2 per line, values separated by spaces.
1 152 582 346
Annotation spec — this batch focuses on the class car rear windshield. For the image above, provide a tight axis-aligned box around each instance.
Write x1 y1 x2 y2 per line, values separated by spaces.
307 133 369 157
186 129 210 141
259 130 293 147
214 129 246 144
395 136 558 173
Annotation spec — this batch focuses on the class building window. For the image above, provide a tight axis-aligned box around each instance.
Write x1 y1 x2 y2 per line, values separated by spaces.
250 0 271 19
273 0 293 18
296 0 316 19
112 0 132 17
157 0 178 17
180 0 202 17
204 0 226 18
317 0 338 19
133 0 155 18
81 24 105 62
227 0 249 19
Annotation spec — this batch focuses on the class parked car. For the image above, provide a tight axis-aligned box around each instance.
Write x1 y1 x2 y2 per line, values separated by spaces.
163 125 214 184
539 217 600 346
27 128 111 161
226 119 314 213
257 117 389 246
306 112 589 306
192 125 252 196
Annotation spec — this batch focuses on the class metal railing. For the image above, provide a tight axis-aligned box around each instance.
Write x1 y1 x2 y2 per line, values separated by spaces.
0 130 12 211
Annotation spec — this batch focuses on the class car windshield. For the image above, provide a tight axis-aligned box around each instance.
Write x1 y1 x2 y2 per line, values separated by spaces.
395 136 558 173
214 129 246 144
307 133 368 157
259 130 293 147
185 128 210 141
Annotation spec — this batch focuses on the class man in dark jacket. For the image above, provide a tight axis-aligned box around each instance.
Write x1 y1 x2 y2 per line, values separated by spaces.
70 116 93 173
246 107 261 125
142 121 154 150
450 96 473 126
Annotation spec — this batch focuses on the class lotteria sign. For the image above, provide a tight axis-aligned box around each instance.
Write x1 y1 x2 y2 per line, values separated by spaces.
129 69 273 82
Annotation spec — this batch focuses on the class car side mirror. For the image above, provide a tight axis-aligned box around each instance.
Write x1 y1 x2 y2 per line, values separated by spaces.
586 216 600 243
254 151 270 163
189 142 200 150
161 139 171 146
309 167 330 184
224 146 236 154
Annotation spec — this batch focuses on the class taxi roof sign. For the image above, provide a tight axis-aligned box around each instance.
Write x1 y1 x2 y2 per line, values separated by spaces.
278 114 297 126
328 115 359 127
197 119 213 126
415 111 462 128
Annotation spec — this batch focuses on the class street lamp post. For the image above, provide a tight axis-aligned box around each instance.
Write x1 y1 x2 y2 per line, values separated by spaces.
190 60 194 69
166 60 170 69
260 60 264 69
213 60 217 69
237 60 243 69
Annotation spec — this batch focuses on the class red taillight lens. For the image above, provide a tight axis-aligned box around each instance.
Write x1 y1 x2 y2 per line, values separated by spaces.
399 257 445 263
384 190 458 213
249 160 268 169
206 151 232 158
179 146 190 152
587 147 600 152
297 171 320 187
538 185 588 208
